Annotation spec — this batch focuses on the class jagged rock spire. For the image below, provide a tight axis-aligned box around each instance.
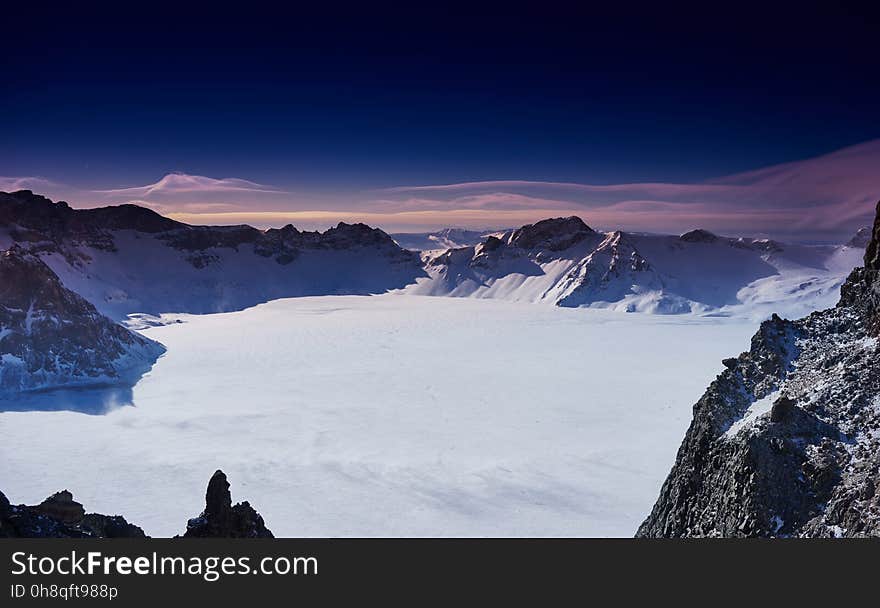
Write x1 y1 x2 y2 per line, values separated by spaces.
183 470 273 538
205 470 232 517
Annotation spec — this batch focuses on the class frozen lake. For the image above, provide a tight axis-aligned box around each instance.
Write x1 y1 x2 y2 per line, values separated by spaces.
0 295 758 536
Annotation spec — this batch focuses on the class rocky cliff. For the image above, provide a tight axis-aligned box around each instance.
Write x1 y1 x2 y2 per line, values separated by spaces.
637 201 880 537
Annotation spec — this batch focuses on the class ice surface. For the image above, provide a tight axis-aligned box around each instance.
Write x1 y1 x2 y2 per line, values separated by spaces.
0 295 757 537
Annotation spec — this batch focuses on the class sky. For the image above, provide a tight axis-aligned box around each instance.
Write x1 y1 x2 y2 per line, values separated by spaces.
2 4 880 240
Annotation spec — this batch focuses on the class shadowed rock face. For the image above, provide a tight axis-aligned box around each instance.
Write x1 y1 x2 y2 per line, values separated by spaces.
1 470 272 538
508 216 595 251
0 190 184 235
182 471 274 538
637 200 880 538
0 246 165 394
679 229 719 243
0 190 183 258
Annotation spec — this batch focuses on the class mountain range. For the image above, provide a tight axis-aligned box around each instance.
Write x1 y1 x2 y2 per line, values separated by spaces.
401 217 865 317
0 189 868 395
0 190 424 321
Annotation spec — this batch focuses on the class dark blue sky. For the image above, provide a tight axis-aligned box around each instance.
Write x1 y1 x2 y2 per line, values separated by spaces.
2 4 879 194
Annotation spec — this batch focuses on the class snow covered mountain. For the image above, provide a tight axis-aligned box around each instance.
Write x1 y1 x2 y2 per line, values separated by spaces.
402 216 866 317
0 190 425 320
2 191 866 323
638 200 880 538
0 245 165 394
391 228 505 252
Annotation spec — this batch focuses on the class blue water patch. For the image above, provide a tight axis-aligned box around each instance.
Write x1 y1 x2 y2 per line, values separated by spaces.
0 385 135 415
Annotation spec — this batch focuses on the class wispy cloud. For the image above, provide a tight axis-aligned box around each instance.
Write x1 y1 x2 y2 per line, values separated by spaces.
0 176 61 193
3 141 879 240
374 140 880 239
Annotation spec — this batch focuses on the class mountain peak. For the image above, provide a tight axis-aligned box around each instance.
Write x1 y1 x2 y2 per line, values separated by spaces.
679 229 719 243
509 216 594 251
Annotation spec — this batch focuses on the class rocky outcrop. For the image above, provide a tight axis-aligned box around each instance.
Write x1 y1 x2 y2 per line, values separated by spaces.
182 470 274 538
0 246 165 394
508 216 595 251
637 201 880 538
1 470 271 538
0 489 145 538
679 229 719 243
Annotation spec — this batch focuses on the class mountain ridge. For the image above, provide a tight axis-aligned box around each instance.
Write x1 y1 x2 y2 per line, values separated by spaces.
1 190 425 320
0 189 868 323
405 216 866 317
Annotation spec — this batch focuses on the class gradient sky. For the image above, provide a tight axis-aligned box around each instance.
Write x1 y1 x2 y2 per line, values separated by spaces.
3 5 880 239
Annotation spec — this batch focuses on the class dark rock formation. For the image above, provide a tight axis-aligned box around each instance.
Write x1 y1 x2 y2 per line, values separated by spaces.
0 190 183 262
638 200 880 538
0 246 165 393
769 395 795 423
508 216 595 251
0 489 145 538
182 470 274 538
679 229 719 243
1 189 417 269
0 190 184 236
1 470 272 538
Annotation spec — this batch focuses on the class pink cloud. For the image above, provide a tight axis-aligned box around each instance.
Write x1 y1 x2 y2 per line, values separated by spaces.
0 176 61 192
376 140 880 239
3 140 879 240
96 173 284 197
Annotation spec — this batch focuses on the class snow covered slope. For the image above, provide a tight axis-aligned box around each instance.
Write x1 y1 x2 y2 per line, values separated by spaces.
0 190 425 320
0 246 164 394
402 217 866 318
391 228 505 252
